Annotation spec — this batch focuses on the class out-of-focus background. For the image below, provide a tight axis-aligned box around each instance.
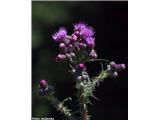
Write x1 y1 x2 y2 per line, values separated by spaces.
32 1 128 120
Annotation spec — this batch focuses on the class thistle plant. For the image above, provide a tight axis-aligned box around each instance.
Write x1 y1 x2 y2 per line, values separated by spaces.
38 22 126 120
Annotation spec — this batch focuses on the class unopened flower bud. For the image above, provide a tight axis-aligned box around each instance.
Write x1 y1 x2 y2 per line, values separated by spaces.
56 54 66 60
71 34 78 42
117 64 125 70
89 50 97 59
79 43 87 49
112 71 118 78
77 76 82 81
78 63 85 70
110 61 117 69
39 80 47 89
59 43 66 49
66 53 71 59
68 44 73 53
63 38 70 45
82 74 87 80
70 52 75 57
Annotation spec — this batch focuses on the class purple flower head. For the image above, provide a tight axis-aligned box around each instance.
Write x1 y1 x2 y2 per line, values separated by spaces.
86 37 95 48
39 80 47 89
52 27 67 42
74 22 95 39
74 22 87 32
81 27 95 39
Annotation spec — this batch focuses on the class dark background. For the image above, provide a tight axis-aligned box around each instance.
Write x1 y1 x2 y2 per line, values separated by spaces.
32 1 128 120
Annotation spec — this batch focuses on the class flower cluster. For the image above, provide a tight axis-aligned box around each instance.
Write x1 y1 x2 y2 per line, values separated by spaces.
107 61 126 78
38 22 126 120
52 22 97 63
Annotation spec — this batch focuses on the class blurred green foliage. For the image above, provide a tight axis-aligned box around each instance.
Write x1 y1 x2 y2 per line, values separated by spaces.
32 2 72 49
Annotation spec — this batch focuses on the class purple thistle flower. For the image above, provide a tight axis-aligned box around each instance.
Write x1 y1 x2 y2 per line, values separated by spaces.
52 27 67 42
74 22 87 32
85 37 95 48
74 22 94 39
81 27 95 39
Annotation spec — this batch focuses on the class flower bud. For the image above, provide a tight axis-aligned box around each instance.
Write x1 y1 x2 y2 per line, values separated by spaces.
82 74 87 80
63 38 70 45
56 54 66 60
78 63 85 70
74 31 80 36
116 64 126 71
89 50 97 59
66 53 71 59
112 71 118 78
110 61 117 69
71 34 78 42
39 80 47 89
59 43 66 49
68 44 73 53
79 43 87 49
70 52 75 57
77 76 82 81
70 69 76 74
